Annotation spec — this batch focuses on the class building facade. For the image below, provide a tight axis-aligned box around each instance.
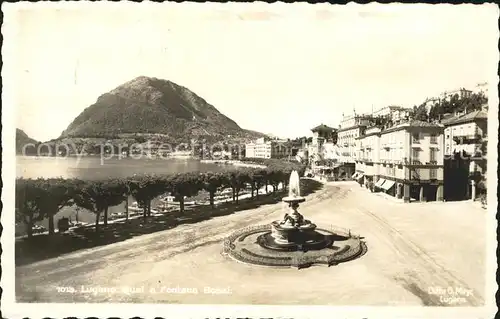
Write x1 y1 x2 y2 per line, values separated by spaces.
441 88 473 101
355 120 445 202
354 126 382 184
337 114 372 177
245 137 290 159
307 124 337 166
443 110 488 161
442 109 488 200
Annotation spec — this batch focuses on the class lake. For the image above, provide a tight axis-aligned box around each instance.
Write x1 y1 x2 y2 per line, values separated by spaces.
15 156 237 236
16 156 230 179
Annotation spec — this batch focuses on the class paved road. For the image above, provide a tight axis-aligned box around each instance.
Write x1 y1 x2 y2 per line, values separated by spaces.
16 182 486 306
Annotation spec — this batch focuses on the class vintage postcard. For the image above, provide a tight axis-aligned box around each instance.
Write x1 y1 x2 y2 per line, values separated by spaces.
1 2 498 319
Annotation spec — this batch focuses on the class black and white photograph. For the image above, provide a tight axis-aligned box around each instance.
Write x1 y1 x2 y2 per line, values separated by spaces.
1 2 498 319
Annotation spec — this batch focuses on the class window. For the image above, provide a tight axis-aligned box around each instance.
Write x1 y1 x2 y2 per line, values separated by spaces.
411 169 420 179
430 149 437 162
430 169 437 179
412 149 420 159
430 134 437 144
412 149 420 164
412 133 420 143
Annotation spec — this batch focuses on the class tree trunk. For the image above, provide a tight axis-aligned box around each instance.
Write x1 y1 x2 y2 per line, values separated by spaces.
251 185 255 199
209 191 215 209
26 216 33 239
104 206 108 226
232 188 236 202
125 197 129 221
143 204 147 222
147 201 151 217
236 190 240 204
48 212 55 235
95 211 101 233
256 184 260 199
179 197 185 214
265 182 268 194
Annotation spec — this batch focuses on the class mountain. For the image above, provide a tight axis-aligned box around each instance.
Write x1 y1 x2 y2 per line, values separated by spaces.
16 129 39 154
60 76 265 143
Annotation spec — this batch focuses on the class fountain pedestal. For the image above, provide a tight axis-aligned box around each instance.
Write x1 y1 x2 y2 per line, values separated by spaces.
225 170 364 268
257 194 332 251
270 222 318 244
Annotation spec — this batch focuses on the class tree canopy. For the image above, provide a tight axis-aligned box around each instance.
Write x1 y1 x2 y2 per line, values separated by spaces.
16 159 307 234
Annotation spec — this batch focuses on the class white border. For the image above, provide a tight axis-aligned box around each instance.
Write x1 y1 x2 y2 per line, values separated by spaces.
1 2 498 319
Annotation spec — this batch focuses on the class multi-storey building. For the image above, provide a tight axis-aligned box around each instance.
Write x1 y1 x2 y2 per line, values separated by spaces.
372 105 412 123
443 109 488 159
372 105 400 118
337 113 372 177
441 88 473 101
442 108 488 200
307 124 336 165
421 97 440 114
355 120 445 202
354 125 382 183
245 137 290 159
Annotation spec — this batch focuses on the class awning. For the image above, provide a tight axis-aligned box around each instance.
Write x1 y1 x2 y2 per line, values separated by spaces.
381 180 396 190
375 179 386 188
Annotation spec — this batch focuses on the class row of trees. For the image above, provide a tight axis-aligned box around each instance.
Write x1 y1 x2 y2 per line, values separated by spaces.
412 91 488 122
16 160 306 238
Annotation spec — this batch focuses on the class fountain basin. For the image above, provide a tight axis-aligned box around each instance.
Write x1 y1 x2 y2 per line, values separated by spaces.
223 170 366 268
282 196 306 204
257 221 333 251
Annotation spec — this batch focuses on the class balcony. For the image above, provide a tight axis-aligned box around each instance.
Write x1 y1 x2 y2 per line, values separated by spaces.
453 134 482 143
426 160 438 165
470 152 487 160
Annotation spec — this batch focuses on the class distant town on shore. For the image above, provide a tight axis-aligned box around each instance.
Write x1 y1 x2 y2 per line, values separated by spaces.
16 78 488 206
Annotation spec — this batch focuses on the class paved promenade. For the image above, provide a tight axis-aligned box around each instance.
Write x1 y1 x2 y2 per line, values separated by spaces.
16 181 487 306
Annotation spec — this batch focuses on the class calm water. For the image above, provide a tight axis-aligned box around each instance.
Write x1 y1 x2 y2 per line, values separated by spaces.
16 156 229 179
15 156 235 235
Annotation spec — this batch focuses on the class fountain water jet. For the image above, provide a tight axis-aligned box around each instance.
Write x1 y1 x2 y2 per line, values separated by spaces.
223 170 365 268
257 170 331 251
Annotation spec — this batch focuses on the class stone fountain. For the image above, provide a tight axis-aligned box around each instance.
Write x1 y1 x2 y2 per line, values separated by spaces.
257 171 332 251
223 170 365 268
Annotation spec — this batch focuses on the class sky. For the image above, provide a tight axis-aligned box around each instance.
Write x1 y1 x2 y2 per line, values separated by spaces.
4 3 499 142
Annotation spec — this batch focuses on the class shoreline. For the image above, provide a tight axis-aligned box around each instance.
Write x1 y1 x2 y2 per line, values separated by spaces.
15 182 285 239
200 159 266 169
